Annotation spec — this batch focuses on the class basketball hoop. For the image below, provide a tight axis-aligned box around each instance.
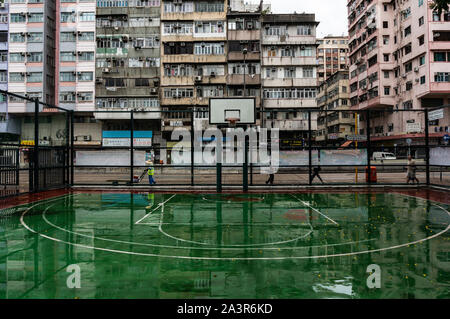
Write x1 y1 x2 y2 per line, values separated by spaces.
226 118 240 128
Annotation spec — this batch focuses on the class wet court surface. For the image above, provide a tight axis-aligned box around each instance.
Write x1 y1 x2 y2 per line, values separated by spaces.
0 191 449 299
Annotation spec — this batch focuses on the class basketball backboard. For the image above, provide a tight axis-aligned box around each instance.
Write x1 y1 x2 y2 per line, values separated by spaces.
209 98 256 126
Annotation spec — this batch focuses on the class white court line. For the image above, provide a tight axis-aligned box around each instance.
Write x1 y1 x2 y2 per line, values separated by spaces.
41 202 375 251
156 201 314 247
135 194 177 225
20 198 450 261
290 194 339 226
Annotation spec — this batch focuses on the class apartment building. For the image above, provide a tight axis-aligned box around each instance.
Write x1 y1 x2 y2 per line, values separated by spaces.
317 35 349 84
226 0 264 122
348 0 450 147
316 70 354 145
95 0 161 140
261 13 319 140
58 0 96 114
0 0 11 134
7 0 56 110
6 0 58 145
160 0 228 139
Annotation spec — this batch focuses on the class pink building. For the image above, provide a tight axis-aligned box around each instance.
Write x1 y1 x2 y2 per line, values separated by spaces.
348 0 450 146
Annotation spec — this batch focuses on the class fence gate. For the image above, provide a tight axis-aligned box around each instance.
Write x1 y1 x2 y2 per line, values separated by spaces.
0 146 20 197
29 146 68 193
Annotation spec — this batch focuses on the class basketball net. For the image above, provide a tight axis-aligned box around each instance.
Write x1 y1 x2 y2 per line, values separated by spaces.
226 118 239 128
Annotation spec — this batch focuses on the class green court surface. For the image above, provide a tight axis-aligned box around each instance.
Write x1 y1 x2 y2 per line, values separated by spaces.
0 191 449 299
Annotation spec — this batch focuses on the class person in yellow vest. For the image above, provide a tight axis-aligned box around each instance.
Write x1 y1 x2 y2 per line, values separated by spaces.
145 193 155 210
148 162 156 185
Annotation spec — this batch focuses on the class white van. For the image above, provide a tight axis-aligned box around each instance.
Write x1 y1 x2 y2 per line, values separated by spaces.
372 152 397 160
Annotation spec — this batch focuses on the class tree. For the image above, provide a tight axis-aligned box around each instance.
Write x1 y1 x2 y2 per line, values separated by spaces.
430 0 450 15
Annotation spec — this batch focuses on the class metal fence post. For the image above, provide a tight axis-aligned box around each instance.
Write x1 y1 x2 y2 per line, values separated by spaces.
190 110 194 186
70 110 74 186
130 110 134 185
425 109 430 185
65 110 70 186
308 110 312 185
366 109 371 184
33 98 39 192
243 135 249 192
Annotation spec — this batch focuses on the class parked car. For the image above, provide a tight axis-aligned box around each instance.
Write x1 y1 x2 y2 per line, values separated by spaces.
372 152 397 160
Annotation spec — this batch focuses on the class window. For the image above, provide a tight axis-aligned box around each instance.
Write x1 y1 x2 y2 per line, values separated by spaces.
405 62 412 73
59 92 76 103
435 72 449 82
418 0 423 7
61 52 76 62
135 78 150 87
79 32 94 41
61 12 76 23
28 52 43 63
299 46 314 57
10 33 25 42
297 25 312 36
419 55 425 65
263 88 317 99
27 72 42 83
10 73 24 82
10 53 25 63
404 26 411 37
419 16 424 26
383 21 388 28
383 54 389 62
384 71 390 78
194 21 225 35
284 68 296 78
79 52 94 61
302 67 314 78
60 72 76 82
420 76 426 84
404 44 412 55
383 35 389 45
60 32 76 42
10 13 26 23
418 35 424 46
79 12 95 22
28 13 43 23
78 72 93 81
194 42 225 55
384 87 390 95
433 12 441 22
434 52 447 62
78 92 93 102
406 81 412 91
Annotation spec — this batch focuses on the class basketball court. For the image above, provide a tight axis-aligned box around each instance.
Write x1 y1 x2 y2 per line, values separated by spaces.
0 93 449 299
1 189 449 299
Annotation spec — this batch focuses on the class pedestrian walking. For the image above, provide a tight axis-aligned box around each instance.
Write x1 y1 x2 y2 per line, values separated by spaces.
148 162 156 185
310 165 324 184
406 155 419 184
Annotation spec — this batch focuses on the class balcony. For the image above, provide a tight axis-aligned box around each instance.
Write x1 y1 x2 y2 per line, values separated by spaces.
228 51 260 61
228 29 260 41
161 97 209 106
264 98 317 109
227 74 261 86
262 56 317 66
263 78 317 87
265 119 313 131
162 54 226 64
94 108 162 120
161 11 226 21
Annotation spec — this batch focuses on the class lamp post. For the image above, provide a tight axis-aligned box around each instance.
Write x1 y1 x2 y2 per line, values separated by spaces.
243 47 248 97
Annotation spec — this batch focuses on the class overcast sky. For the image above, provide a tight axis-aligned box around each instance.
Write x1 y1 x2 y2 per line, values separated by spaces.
254 0 349 38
